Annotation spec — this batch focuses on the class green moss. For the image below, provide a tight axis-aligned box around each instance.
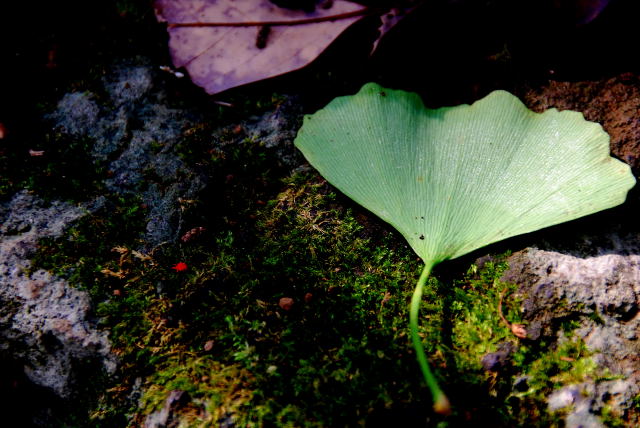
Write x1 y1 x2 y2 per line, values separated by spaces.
32 163 617 427
31 194 146 291
600 405 626 428
173 93 289 166
0 132 106 201
527 338 596 391
450 256 518 372
141 355 254 426
505 334 606 426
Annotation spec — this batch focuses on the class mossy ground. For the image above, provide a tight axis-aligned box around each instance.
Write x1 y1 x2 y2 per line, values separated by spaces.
4 1 633 426
29 136 619 427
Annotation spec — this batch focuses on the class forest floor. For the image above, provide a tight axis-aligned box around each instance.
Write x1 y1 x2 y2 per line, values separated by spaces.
1 1 640 427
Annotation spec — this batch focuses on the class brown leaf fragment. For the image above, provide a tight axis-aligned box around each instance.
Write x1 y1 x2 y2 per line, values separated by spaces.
181 226 206 242
278 297 294 310
131 250 152 261
510 323 528 339
154 0 368 94
101 268 126 279
498 288 528 339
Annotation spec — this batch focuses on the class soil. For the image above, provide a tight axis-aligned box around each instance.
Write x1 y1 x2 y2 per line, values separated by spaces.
522 75 640 171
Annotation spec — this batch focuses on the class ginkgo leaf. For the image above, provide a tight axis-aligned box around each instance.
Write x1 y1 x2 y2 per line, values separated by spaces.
154 0 367 95
295 83 635 266
294 82 635 413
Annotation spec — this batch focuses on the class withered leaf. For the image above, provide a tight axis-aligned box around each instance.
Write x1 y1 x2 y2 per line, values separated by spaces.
154 0 368 94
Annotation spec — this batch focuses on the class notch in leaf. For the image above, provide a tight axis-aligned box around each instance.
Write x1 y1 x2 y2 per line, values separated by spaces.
294 83 635 413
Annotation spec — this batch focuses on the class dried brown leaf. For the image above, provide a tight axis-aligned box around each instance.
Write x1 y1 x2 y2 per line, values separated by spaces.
155 0 368 94
101 268 126 279
510 323 528 339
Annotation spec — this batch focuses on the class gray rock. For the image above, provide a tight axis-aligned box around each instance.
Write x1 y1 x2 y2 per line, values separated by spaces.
103 64 154 107
49 63 207 246
2 59 304 425
481 341 515 371
48 91 101 137
547 384 604 428
51 91 128 161
241 97 303 167
504 247 640 425
547 383 589 411
143 390 191 428
0 191 115 399
48 62 303 247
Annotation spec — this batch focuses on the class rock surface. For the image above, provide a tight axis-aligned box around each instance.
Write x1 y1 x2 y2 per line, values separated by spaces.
49 63 207 247
506 73 640 425
504 248 640 424
234 98 303 168
0 191 115 398
0 60 305 423
48 63 302 247
143 390 192 428
547 383 605 428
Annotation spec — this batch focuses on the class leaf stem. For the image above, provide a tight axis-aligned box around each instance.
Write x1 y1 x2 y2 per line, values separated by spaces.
167 8 373 29
410 263 451 415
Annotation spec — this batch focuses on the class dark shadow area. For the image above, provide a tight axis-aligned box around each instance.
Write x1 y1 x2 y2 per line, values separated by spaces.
0 355 63 427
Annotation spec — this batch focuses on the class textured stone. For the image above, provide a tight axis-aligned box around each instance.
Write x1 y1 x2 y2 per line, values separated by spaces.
503 248 640 425
49 63 207 246
48 63 303 247
547 384 604 428
481 341 515 372
143 390 191 428
241 97 303 167
0 191 115 399
0 62 305 416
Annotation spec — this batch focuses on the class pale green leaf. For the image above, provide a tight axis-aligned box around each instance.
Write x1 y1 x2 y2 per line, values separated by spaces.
295 83 635 265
